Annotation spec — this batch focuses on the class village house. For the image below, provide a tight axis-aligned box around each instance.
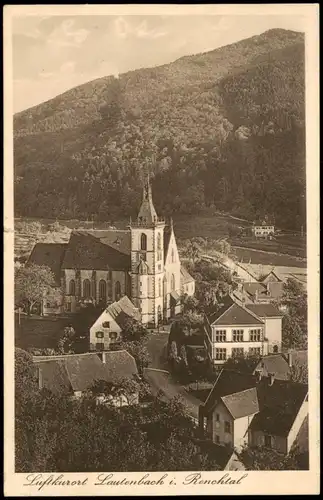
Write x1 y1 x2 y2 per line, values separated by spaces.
33 350 139 407
89 295 141 351
199 369 308 455
204 296 283 366
27 179 195 326
253 350 308 381
251 221 275 239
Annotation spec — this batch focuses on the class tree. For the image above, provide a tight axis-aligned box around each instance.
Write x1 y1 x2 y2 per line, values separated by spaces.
57 326 76 354
289 359 308 384
15 264 61 315
182 240 202 264
120 317 148 343
89 377 140 406
223 352 261 373
239 446 305 471
117 338 151 375
278 278 307 350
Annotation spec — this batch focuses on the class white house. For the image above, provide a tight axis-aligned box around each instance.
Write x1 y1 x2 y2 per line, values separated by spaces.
252 222 275 239
204 297 283 366
199 369 308 455
89 295 141 351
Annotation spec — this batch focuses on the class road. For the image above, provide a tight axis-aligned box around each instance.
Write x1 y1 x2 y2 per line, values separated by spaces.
144 328 202 421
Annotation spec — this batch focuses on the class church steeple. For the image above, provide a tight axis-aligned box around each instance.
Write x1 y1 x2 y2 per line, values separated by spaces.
137 174 158 225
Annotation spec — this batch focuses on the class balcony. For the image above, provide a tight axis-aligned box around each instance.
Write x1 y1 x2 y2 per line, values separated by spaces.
128 217 165 228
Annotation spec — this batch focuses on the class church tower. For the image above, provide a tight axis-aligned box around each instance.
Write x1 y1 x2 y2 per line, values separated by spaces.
129 176 165 326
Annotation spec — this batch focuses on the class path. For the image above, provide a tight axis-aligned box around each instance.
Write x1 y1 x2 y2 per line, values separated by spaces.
144 328 202 422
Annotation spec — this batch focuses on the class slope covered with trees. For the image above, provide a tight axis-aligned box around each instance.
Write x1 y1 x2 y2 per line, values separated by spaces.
14 29 305 230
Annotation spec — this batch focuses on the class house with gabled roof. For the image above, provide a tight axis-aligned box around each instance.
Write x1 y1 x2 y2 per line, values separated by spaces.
33 350 139 406
89 295 141 351
199 369 308 455
27 179 195 326
204 296 283 365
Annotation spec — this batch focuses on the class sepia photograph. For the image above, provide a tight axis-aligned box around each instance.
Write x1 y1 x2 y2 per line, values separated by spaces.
4 4 320 496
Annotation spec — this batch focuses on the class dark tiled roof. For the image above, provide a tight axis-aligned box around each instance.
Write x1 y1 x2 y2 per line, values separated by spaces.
101 350 138 381
246 303 282 318
181 266 194 285
27 243 67 285
250 377 308 436
262 270 282 283
266 281 284 299
221 388 259 419
203 369 308 437
254 355 290 381
107 296 141 326
203 369 256 413
243 282 267 296
62 231 130 271
90 230 131 256
208 302 264 326
33 351 138 394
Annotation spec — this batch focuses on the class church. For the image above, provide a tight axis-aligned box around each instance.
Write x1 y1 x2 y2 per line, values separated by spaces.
28 179 195 326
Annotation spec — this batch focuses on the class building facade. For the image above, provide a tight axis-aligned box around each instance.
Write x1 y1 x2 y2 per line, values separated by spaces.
204 298 283 366
27 179 195 326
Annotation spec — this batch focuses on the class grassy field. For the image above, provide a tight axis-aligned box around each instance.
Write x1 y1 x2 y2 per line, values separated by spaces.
15 314 69 350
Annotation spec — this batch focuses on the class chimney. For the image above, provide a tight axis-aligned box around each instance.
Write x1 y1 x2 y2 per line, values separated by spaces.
38 367 43 389
255 369 262 382
268 372 275 386
287 352 293 368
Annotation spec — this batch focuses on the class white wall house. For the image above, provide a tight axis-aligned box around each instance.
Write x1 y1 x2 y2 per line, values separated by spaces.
199 369 308 456
252 224 275 238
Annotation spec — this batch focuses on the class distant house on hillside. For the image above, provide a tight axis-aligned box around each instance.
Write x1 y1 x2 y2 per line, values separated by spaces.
252 220 275 239
199 369 308 455
204 296 283 366
89 295 141 351
33 351 139 406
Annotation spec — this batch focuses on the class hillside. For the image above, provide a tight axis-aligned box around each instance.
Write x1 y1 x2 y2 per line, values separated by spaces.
14 28 306 230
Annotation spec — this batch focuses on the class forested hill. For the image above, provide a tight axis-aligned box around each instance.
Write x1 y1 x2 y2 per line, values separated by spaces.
14 28 306 230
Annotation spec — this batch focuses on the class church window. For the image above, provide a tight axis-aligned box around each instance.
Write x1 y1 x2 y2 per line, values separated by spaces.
141 233 147 251
107 281 112 299
83 279 91 298
171 248 175 263
69 279 75 296
158 278 162 296
115 281 121 301
99 280 107 302
157 233 161 250
171 274 175 291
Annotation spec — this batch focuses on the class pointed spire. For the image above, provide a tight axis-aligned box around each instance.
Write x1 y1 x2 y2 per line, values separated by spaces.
170 216 173 231
138 172 158 224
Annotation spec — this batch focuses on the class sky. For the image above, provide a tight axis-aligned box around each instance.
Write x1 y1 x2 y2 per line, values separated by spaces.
12 14 307 113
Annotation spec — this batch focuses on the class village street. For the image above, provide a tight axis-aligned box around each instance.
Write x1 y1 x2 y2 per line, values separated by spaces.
145 328 202 421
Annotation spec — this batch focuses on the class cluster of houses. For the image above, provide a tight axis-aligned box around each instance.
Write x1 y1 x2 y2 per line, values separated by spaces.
23 180 308 470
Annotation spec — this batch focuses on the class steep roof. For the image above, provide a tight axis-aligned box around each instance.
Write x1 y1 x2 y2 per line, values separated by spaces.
62 231 131 271
250 378 308 436
181 265 194 285
137 181 158 224
262 270 282 283
221 388 259 419
246 303 282 318
243 282 267 296
202 369 308 437
207 301 264 326
107 295 141 326
163 225 172 260
101 350 138 381
27 243 67 285
90 230 131 255
203 369 256 413
254 355 290 381
33 350 138 394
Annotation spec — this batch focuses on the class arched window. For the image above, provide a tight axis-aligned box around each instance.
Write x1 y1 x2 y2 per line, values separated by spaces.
171 248 175 263
115 281 121 301
157 305 162 323
140 233 147 251
69 279 75 296
171 274 175 291
99 280 107 302
157 233 161 250
158 278 162 297
83 279 91 298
